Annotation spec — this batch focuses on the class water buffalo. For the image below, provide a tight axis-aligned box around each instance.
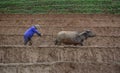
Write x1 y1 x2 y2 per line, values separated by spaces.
54 30 95 46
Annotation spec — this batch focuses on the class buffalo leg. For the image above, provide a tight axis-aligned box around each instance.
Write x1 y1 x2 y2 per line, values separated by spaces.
80 42 83 46
55 39 61 45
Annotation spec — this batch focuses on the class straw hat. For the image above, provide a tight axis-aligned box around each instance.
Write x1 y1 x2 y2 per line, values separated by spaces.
34 24 40 29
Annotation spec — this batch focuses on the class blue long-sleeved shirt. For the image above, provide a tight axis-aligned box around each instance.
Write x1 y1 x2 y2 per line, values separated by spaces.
24 26 41 39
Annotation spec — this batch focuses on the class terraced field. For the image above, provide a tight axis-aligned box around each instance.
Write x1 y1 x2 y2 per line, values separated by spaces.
0 14 120 73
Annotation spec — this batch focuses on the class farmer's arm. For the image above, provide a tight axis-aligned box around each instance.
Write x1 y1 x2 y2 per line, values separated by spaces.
34 29 41 36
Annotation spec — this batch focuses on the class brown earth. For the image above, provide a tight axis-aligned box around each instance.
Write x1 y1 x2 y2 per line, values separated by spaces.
0 14 120 73
0 62 119 73
0 14 120 46
0 14 120 27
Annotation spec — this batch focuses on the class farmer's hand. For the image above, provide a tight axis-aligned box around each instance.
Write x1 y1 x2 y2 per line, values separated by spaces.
38 34 41 37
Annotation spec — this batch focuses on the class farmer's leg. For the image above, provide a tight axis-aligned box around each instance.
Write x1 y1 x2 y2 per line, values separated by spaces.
24 36 29 45
28 38 32 46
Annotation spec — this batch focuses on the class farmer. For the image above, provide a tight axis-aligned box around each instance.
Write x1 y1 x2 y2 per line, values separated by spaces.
24 25 41 45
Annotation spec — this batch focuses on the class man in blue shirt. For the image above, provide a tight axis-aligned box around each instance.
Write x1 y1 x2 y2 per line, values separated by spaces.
24 25 41 45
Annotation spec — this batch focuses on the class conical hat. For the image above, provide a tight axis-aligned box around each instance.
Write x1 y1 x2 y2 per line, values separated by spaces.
34 24 40 29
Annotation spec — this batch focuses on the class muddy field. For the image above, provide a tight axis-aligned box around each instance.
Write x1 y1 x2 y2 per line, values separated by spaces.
0 14 120 30
0 14 120 26
0 14 120 46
